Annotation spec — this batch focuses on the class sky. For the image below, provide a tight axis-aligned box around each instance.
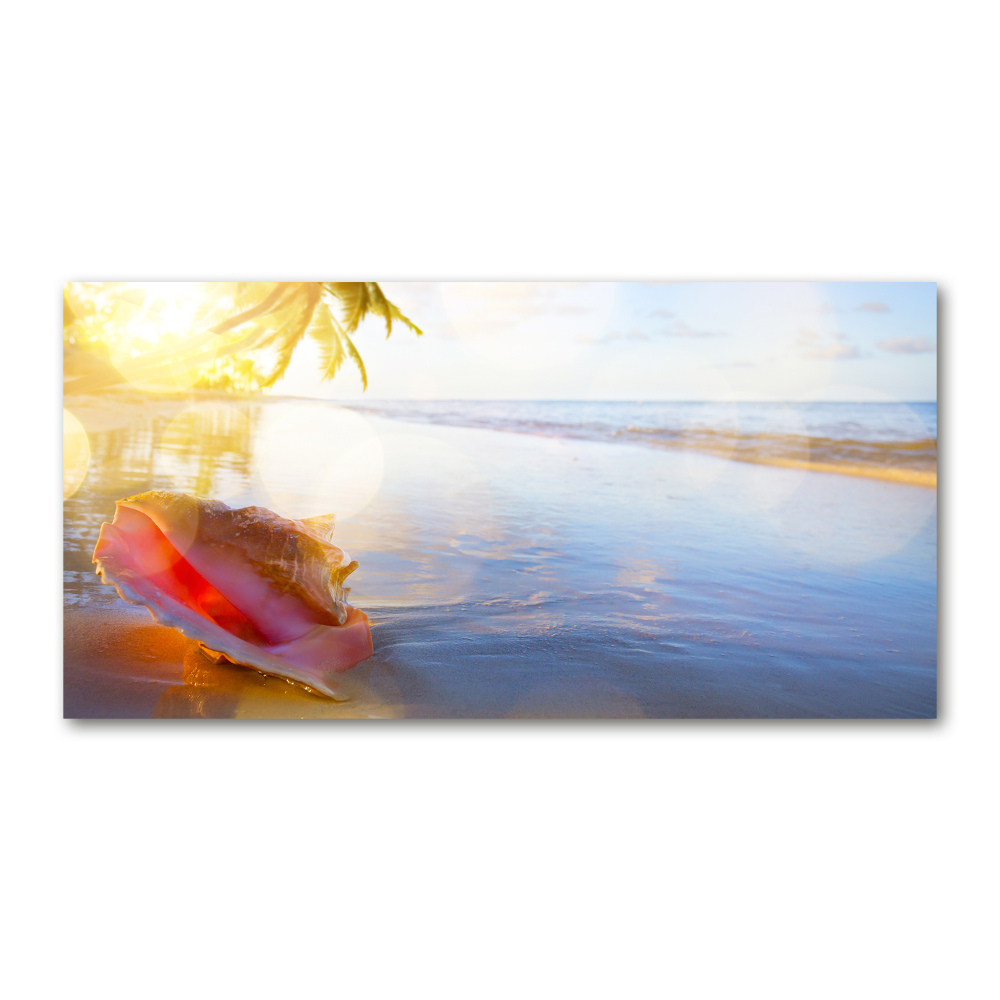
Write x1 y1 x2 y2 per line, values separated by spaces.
276 282 938 402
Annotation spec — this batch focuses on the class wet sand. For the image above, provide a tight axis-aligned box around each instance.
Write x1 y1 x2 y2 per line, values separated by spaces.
63 390 937 719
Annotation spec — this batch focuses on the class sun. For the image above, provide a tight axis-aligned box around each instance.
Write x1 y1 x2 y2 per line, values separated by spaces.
112 282 201 347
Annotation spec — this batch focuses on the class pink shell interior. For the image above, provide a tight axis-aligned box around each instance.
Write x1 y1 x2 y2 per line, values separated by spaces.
93 501 373 699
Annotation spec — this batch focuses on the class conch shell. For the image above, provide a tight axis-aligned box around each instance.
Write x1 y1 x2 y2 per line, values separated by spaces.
92 491 373 699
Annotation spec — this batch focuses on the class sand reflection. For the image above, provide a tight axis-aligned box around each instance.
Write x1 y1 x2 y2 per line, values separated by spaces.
156 402 256 500
69 395 259 503
153 647 403 719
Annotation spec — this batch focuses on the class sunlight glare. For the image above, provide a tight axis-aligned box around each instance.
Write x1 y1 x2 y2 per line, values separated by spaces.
104 283 214 393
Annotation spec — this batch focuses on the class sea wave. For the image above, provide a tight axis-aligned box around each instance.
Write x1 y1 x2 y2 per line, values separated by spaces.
342 400 938 487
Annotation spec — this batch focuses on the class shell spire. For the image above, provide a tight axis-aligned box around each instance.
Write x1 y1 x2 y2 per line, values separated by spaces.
299 512 338 542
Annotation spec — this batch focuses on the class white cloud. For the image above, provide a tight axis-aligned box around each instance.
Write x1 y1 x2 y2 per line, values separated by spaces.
583 327 649 344
797 328 861 360
878 337 936 354
589 317 726 345
662 320 727 338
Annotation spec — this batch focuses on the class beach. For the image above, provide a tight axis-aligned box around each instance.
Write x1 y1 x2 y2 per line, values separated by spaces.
63 390 937 718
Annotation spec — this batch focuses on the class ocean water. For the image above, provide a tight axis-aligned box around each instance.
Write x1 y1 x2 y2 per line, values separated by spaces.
63 391 938 718
345 400 938 480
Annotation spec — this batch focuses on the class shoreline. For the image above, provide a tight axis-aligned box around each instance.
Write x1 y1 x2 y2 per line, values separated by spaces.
734 455 936 489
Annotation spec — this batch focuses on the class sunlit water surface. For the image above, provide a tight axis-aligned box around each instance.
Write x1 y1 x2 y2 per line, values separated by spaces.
63 394 937 718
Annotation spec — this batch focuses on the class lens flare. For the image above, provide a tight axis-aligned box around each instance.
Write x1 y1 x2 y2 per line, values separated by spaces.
63 409 91 498
773 472 936 566
253 404 384 520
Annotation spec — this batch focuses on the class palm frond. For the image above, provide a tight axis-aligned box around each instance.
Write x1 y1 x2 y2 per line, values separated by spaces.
258 284 322 387
308 299 367 387
341 329 368 391
212 282 294 336
324 282 372 334
194 282 279 327
364 282 424 339
309 301 347 380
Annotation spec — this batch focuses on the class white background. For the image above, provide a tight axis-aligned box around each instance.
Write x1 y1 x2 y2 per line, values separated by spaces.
4 2 996 998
